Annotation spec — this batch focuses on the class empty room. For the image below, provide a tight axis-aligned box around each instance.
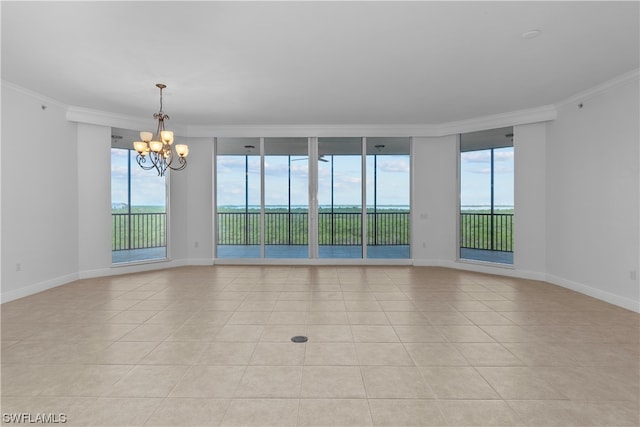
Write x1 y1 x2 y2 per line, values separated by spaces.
1 1 639 426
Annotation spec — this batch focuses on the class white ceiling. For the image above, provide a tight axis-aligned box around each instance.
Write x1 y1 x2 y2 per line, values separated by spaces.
2 1 638 126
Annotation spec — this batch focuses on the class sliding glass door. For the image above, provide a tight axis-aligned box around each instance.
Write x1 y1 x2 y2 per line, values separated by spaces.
215 137 411 260
366 138 411 258
264 138 309 258
216 138 261 258
317 138 363 258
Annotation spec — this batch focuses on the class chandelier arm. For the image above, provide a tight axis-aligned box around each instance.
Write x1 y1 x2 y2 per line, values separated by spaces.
166 154 187 172
160 159 169 176
136 153 158 171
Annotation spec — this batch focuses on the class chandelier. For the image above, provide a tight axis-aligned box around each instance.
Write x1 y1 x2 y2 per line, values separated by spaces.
133 83 188 176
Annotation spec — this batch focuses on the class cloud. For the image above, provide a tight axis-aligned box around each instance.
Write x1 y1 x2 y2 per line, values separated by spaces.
461 149 513 174
377 158 409 173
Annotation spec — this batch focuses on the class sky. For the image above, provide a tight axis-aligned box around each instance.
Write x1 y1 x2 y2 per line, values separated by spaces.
460 147 514 207
112 146 514 209
216 154 411 208
111 149 167 206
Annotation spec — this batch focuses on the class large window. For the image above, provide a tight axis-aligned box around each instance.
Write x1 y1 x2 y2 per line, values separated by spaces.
215 137 411 260
111 146 167 264
459 127 514 264
216 138 261 258
318 138 363 258
366 138 411 259
265 138 309 258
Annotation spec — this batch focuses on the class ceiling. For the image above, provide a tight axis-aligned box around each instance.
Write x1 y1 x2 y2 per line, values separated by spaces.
2 1 638 126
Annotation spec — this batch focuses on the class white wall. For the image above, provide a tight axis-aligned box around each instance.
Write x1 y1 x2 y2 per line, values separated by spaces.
546 78 639 310
412 130 550 282
77 123 112 274
2 75 638 311
187 138 215 262
169 137 215 264
1 85 78 301
411 136 458 264
513 123 546 275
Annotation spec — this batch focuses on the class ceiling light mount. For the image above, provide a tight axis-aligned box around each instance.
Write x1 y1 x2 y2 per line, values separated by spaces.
133 83 188 177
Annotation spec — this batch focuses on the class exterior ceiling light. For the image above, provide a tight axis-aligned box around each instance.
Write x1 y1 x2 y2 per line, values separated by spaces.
133 83 188 176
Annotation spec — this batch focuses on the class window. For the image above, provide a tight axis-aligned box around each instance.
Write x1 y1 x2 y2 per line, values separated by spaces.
111 147 167 263
366 138 411 259
460 127 514 264
216 138 261 258
215 137 411 260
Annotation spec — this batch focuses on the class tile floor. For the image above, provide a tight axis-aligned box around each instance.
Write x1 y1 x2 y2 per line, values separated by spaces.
1 266 638 426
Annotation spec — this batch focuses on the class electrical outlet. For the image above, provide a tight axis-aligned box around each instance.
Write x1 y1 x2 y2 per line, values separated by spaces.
194 241 199 248
16 263 21 272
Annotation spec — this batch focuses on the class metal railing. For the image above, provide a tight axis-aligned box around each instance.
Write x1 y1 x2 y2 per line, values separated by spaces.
460 212 513 252
112 211 511 253
112 213 167 251
217 211 410 246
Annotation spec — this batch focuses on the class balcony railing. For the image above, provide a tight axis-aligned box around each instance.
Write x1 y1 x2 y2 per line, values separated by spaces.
112 213 166 251
217 212 410 246
460 212 513 252
112 211 512 253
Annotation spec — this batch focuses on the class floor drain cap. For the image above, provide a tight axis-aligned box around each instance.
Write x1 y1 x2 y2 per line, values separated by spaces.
291 336 308 343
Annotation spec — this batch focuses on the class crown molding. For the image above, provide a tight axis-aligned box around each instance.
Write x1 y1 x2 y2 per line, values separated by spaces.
434 104 557 137
2 80 69 110
555 68 640 109
183 123 442 138
182 104 557 138
65 104 558 138
5 79 557 137
65 106 189 135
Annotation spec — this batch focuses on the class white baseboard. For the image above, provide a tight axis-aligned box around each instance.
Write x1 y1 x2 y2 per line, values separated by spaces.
413 259 638 312
78 258 215 279
1 272 79 303
3 259 638 313
78 259 188 279
545 273 640 313
187 258 216 266
412 258 547 281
